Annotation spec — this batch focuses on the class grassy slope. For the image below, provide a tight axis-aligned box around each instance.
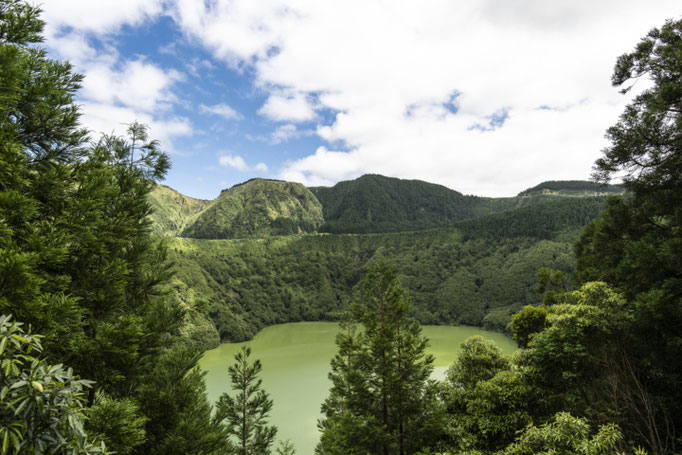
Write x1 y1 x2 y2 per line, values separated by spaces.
182 178 324 239
147 184 210 236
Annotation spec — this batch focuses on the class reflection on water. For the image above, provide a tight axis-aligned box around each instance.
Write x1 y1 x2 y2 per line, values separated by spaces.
199 321 516 455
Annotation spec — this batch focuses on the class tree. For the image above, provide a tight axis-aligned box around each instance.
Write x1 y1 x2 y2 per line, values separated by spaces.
0 315 107 454
0 3 225 453
500 412 626 455
275 439 296 455
510 306 547 348
440 336 533 453
218 346 277 455
575 18 682 454
317 262 444 455
134 347 230 455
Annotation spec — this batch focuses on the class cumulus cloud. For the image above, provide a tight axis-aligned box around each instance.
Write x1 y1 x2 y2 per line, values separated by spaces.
219 154 268 172
270 124 309 144
170 0 679 195
41 0 192 151
200 103 243 120
258 92 317 123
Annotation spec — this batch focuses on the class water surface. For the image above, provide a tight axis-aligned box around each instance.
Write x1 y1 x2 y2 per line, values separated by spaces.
199 321 516 454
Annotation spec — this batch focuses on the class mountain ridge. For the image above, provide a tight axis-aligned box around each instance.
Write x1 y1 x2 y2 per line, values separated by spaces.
149 174 624 239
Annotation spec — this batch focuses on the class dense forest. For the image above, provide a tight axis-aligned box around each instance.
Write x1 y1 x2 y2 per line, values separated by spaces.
166 195 605 348
1 1 681 454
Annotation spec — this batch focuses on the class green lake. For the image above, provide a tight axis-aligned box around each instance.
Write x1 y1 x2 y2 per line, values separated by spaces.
199 322 517 454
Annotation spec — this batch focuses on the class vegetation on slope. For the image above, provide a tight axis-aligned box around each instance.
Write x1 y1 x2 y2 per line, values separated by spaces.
517 180 624 196
147 184 209 236
182 178 324 239
168 195 606 348
310 174 481 233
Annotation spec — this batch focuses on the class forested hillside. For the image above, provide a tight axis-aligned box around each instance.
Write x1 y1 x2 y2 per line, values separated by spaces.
517 180 623 196
166 195 607 349
3 1 679 454
181 178 324 239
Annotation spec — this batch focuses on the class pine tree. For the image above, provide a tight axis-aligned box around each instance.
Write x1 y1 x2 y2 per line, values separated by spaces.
218 346 277 455
317 262 443 455
0 3 226 453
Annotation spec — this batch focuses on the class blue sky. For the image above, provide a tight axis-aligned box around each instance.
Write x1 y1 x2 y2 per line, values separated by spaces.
41 1 680 200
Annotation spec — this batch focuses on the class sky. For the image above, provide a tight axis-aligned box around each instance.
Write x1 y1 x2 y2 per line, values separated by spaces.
41 1 681 200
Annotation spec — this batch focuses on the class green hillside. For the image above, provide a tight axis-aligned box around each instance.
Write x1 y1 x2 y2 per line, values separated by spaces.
168 195 608 349
181 178 324 239
147 184 210 236
517 180 624 196
139 175 619 350
310 174 480 233
310 174 616 234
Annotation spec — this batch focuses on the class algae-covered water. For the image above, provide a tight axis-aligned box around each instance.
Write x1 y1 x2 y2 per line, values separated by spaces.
199 322 516 454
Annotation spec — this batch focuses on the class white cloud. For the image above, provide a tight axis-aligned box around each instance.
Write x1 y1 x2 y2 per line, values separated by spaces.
219 154 268 172
82 59 182 113
41 0 191 153
200 103 242 120
258 92 317 123
81 101 193 153
41 0 164 36
270 124 300 144
171 0 680 195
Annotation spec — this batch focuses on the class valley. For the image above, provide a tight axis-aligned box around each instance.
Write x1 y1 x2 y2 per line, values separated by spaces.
149 175 621 349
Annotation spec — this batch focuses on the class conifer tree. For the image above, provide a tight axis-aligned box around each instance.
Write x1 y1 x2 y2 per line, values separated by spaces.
317 262 443 455
218 346 277 455
0 2 227 453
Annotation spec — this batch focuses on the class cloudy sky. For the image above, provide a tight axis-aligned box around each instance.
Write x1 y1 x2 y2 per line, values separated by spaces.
42 1 680 199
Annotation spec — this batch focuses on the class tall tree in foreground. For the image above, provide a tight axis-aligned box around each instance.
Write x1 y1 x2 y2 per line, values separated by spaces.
0 2 228 453
575 17 682 454
218 346 277 455
317 262 444 455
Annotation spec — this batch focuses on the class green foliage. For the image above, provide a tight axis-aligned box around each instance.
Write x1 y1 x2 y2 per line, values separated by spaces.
135 347 230 455
217 346 276 455
311 175 610 234
311 174 481 234
446 337 510 389
441 337 532 453
500 412 623 455
594 18 682 194
317 263 445 455
439 282 647 454
87 393 146 455
182 179 323 239
167 197 591 343
575 18 682 454
275 439 296 455
510 306 547 348
517 180 623 197
455 197 607 241
535 267 568 305
0 4 227 454
147 185 209 237
0 315 106 455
